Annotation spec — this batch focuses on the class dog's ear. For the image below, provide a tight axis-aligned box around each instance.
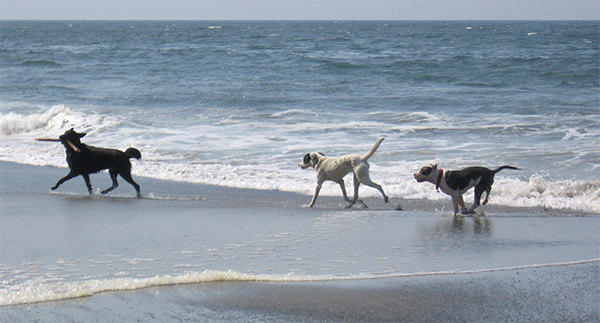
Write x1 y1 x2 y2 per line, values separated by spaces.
419 165 433 175
318 152 325 156
432 164 438 169
302 153 312 165
78 132 87 138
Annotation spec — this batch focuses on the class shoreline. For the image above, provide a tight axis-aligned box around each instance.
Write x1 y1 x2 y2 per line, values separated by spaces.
0 161 594 216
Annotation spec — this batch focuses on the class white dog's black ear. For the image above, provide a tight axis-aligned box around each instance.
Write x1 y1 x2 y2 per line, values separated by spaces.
302 153 312 164
433 164 438 169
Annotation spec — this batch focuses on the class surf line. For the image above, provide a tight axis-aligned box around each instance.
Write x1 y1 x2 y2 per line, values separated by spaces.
276 258 600 283
378 258 600 280
1 259 597 306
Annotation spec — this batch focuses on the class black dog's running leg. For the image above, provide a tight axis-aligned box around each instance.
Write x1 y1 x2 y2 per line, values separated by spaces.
82 174 93 194
120 172 141 197
101 170 119 195
51 171 79 190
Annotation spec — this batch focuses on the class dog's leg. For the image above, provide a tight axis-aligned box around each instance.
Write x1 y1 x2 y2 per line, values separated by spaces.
51 171 79 190
82 174 93 194
101 170 119 195
346 175 361 208
465 188 483 214
360 179 388 203
354 166 389 203
306 183 322 207
458 194 469 214
119 171 141 198
482 187 491 205
338 179 351 202
451 193 460 216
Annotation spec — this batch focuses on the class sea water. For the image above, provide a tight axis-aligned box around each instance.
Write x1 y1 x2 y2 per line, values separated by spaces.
1 21 599 212
0 21 599 307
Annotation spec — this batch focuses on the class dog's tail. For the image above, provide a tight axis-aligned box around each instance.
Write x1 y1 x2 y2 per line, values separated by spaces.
493 165 520 174
362 137 385 161
125 148 142 160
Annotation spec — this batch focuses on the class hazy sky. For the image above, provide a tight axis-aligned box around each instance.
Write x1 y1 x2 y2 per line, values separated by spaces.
1 0 598 21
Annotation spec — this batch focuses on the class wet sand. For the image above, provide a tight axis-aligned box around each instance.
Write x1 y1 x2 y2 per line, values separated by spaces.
0 161 598 322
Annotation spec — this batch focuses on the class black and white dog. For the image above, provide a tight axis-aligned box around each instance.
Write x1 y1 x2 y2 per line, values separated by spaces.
300 137 389 208
414 164 520 215
48 128 142 197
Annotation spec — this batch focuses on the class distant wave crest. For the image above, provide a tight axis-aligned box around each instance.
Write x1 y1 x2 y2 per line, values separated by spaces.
0 105 119 137
0 105 74 135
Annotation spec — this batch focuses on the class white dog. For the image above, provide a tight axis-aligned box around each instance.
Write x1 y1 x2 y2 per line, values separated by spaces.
300 137 389 208
414 164 520 216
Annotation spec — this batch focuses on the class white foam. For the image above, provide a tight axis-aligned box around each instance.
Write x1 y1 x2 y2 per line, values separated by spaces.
0 105 120 138
2 259 597 306
0 105 68 136
499 176 600 213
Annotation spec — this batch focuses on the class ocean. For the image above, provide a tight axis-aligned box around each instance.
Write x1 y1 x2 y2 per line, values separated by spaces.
0 21 599 317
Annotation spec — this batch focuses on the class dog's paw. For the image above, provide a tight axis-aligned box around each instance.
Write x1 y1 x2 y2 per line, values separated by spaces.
346 200 368 209
50 185 58 190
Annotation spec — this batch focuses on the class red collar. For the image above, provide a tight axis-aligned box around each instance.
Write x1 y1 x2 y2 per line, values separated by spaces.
436 169 443 192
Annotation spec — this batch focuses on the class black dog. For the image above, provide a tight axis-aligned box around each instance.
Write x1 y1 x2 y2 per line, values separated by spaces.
414 164 520 215
50 128 142 197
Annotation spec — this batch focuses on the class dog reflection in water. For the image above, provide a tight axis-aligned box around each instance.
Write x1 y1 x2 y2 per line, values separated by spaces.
452 214 491 235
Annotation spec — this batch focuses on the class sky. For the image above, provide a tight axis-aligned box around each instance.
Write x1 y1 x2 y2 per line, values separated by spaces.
1 0 598 21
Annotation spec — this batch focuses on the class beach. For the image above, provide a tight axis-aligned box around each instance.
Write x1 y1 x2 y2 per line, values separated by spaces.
1 161 598 322
1 19 599 322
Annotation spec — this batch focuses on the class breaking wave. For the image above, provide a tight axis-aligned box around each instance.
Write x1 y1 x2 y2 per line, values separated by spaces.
2 259 597 306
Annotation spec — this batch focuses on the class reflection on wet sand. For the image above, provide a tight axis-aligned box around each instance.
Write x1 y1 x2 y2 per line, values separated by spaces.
420 214 493 237
452 214 492 235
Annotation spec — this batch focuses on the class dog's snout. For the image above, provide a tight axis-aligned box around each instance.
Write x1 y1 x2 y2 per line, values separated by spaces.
413 172 426 182
300 153 314 169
